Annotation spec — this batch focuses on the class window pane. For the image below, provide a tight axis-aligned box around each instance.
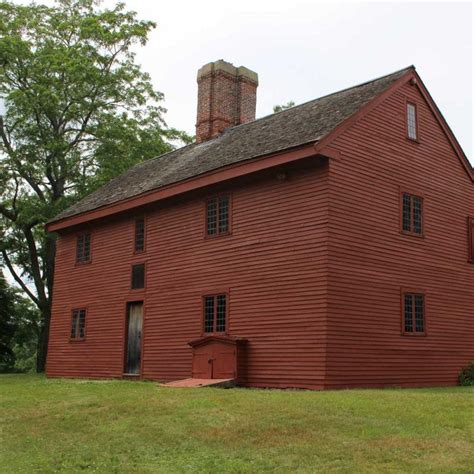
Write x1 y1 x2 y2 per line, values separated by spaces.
402 194 412 232
135 219 145 252
413 197 423 234
469 218 474 261
76 234 91 263
404 294 413 332
78 309 86 338
206 199 217 235
204 296 215 333
218 196 229 234
414 295 424 332
83 234 91 260
71 311 78 338
76 235 84 262
131 264 145 289
407 103 417 139
216 295 226 332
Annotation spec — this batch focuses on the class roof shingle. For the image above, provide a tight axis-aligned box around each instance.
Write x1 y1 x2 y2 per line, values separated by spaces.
52 66 412 222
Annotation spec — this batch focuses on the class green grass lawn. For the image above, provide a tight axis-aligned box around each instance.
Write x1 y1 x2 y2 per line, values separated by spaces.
0 375 473 473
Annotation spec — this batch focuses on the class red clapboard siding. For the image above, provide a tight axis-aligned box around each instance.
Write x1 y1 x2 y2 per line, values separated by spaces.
47 75 473 390
325 81 474 388
47 162 329 389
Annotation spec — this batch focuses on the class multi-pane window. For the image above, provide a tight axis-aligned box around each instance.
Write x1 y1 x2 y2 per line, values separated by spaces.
135 218 145 252
131 263 145 289
76 233 91 263
203 294 227 333
403 293 425 335
407 102 417 140
71 308 86 339
468 217 474 263
402 193 423 235
206 195 230 236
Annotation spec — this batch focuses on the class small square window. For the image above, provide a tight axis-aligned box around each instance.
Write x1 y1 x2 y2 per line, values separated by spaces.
403 293 426 336
76 234 91 263
206 195 231 236
134 218 145 252
407 102 418 140
131 263 145 289
203 294 227 333
401 193 423 236
71 309 86 340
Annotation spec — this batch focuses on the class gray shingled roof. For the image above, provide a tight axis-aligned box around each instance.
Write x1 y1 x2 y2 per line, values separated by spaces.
53 66 412 222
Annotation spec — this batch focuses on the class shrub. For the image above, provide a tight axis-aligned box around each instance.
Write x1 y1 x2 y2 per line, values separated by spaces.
458 362 474 386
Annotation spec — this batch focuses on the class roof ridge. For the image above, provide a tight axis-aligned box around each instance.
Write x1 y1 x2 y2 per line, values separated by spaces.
125 65 414 163
221 65 415 135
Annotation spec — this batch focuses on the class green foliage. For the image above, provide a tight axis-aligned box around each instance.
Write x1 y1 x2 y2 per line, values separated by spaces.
0 0 191 370
0 272 16 371
0 272 40 372
458 362 474 386
273 100 295 113
11 294 40 373
12 343 37 373
0 375 473 472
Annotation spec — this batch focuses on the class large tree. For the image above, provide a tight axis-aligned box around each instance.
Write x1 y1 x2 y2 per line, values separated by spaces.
0 0 190 371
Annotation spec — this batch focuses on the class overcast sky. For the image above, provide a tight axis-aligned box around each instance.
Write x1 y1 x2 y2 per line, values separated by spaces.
6 0 474 162
123 0 473 162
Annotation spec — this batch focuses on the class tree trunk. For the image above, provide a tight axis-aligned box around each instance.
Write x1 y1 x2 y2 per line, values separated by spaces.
36 234 56 373
36 304 51 372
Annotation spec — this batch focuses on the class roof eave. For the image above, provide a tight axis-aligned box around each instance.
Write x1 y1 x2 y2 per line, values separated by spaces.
46 142 322 232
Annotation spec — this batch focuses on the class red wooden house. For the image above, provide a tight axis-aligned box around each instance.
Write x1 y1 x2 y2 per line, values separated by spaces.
46 60 474 389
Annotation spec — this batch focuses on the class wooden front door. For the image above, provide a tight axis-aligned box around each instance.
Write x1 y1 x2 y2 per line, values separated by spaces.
125 302 143 375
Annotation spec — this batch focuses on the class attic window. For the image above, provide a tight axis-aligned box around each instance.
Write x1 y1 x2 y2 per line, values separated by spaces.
206 195 230 236
76 233 91 264
407 102 418 140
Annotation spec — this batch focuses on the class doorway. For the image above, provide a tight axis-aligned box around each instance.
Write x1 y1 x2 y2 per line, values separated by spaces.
124 302 143 375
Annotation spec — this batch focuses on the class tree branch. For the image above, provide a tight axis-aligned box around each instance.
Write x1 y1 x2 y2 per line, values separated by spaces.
0 116 15 155
1 249 40 307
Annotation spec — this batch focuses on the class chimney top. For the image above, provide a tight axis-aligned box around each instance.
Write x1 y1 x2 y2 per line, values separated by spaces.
197 59 259 85
195 60 259 143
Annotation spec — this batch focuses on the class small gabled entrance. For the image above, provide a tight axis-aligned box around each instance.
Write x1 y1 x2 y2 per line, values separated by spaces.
188 335 247 380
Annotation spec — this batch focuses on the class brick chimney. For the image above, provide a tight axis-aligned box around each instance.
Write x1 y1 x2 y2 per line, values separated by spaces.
196 60 258 143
